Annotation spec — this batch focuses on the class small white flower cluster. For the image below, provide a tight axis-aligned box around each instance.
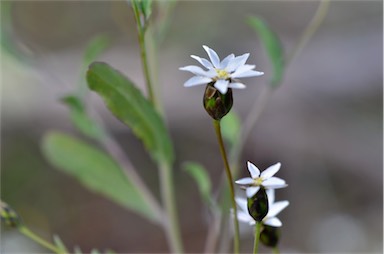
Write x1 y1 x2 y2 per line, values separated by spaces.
179 45 264 94
235 161 289 227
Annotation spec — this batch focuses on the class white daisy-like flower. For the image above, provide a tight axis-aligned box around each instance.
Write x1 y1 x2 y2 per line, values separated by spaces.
235 189 289 227
235 161 287 198
179 45 264 94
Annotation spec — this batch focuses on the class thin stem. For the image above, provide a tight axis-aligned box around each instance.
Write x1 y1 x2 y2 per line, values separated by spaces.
253 222 262 254
213 120 240 254
132 2 158 109
101 134 164 223
159 162 184 253
273 246 281 254
19 226 62 254
286 0 331 64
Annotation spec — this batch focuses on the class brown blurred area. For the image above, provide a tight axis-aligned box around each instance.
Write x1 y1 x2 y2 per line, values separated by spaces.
1 1 382 253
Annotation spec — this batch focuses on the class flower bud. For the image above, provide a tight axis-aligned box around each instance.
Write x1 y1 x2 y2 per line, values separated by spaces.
247 188 268 222
203 84 233 120
260 225 281 247
1 201 22 228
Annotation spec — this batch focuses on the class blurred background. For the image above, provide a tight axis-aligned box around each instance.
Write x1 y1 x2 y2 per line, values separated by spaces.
1 1 382 253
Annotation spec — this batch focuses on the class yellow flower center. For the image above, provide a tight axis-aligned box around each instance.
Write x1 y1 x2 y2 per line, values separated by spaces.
215 69 230 79
254 177 264 186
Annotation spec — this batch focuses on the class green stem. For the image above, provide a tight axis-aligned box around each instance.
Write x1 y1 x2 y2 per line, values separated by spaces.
19 226 62 254
131 2 157 109
273 246 280 254
286 0 331 64
213 120 240 254
253 222 262 254
159 162 184 253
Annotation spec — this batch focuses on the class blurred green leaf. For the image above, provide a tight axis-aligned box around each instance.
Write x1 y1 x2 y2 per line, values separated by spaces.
73 246 83 254
83 35 110 67
90 249 101 254
247 16 285 87
86 62 174 166
221 111 241 147
42 131 158 222
53 235 68 253
61 95 106 140
140 0 152 20
183 162 212 204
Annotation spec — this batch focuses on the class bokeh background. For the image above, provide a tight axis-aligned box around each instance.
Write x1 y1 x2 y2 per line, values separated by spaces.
1 1 382 253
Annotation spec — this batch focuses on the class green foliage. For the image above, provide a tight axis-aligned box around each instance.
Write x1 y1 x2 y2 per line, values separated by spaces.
83 35 110 67
247 16 285 87
221 111 241 147
53 235 69 253
183 162 215 208
42 131 158 222
61 95 106 140
86 62 174 166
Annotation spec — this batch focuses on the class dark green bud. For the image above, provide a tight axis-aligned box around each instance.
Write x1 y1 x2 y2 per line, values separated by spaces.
260 225 281 247
247 188 269 222
1 201 22 228
203 84 233 120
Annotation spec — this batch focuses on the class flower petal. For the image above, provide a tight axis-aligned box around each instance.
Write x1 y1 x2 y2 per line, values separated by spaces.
183 76 213 87
203 45 220 68
235 177 254 185
225 53 250 72
247 161 260 178
228 82 246 89
190 55 213 69
261 162 281 179
220 54 235 69
235 197 248 212
268 201 289 218
237 211 254 224
246 186 260 198
179 65 210 77
262 177 286 188
230 64 255 77
266 189 275 205
264 217 282 227
231 70 264 78
213 79 229 94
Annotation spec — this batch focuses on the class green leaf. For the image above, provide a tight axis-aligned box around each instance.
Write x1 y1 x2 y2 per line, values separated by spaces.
86 62 174 166
140 0 152 20
247 16 285 88
53 235 68 253
183 162 212 204
42 131 158 222
221 111 241 147
61 95 106 140
83 35 110 67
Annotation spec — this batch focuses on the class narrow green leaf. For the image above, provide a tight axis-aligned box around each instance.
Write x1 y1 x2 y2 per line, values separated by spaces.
61 95 106 140
221 111 241 147
42 131 158 222
141 0 152 20
183 162 212 204
247 16 285 87
53 235 68 253
83 35 110 67
86 62 174 166
73 246 83 254
90 249 101 254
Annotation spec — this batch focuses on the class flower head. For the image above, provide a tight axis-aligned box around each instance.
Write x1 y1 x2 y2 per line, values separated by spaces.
179 45 264 94
235 189 289 227
235 161 287 198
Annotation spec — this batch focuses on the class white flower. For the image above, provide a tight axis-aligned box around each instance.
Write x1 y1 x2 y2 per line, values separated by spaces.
179 45 264 94
235 161 287 198
235 189 289 227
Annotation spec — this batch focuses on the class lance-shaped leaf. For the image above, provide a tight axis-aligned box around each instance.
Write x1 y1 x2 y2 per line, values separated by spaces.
42 131 158 222
247 16 285 88
221 111 241 147
61 95 106 140
86 62 174 166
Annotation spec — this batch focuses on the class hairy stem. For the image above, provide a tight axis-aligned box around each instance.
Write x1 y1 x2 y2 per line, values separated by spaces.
19 226 62 254
213 120 240 254
253 222 262 254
